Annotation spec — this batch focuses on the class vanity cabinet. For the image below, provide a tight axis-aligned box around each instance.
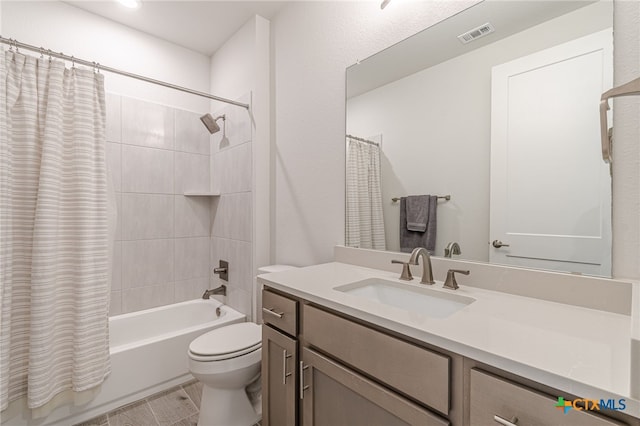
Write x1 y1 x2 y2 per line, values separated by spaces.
262 289 299 426
262 286 638 426
262 286 457 425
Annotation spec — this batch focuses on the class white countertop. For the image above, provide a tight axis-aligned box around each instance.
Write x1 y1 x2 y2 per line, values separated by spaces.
258 261 640 419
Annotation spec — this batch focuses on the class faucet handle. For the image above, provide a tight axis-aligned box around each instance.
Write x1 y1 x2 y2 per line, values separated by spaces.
443 269 469 290
391 260 413 281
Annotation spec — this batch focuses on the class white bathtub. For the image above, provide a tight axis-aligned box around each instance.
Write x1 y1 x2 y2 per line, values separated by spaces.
23 299 246 426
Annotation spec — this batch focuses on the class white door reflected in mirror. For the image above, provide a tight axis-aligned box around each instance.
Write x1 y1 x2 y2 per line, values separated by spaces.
490 29 612 276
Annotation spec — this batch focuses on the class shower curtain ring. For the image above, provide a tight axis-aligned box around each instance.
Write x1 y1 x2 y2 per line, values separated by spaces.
47 49 52 61
71 56 76 69
40 47 44 59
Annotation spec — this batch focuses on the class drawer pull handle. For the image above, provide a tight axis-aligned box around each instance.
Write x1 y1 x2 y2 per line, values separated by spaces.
282 350 292 385
299 361 310 399
493 415 518 426
263 307 284 318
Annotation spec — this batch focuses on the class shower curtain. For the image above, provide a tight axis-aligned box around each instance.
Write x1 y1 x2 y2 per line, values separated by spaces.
345 137 386 250
0 50 111 416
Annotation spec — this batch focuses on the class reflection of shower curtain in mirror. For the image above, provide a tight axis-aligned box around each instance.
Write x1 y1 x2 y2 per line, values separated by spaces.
346 137 385 250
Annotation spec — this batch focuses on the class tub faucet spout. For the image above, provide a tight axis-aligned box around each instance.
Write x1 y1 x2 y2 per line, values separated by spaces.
408 247 435 285
202 285 226 299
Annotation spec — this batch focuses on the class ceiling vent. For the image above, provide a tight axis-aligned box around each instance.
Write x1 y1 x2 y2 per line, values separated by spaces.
457 23 495 44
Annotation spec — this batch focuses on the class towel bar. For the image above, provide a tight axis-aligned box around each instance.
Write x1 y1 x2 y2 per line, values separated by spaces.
392 195 450 203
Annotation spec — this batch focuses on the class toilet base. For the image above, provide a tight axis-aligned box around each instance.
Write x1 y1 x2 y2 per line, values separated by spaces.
198 384 260 426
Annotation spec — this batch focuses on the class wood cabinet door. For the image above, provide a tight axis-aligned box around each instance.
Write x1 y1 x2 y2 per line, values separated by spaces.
262 325 297 426
300 347 448 426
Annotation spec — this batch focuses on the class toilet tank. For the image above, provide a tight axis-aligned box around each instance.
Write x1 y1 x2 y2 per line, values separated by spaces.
254 265 297 323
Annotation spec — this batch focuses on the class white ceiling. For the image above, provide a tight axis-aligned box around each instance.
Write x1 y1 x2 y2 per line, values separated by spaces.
65 1 287 56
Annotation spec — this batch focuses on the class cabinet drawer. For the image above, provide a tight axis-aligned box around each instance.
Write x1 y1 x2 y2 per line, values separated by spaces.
470 369 627 426
303 304 450 415
262 289 298 336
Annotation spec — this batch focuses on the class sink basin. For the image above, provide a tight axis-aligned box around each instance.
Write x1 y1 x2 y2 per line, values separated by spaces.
335 278 475 318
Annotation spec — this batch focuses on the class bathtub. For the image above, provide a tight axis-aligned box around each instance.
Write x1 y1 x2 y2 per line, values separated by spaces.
31 299 245 426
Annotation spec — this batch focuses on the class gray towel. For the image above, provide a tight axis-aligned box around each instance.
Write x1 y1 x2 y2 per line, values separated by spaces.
406 195 429 232
400 195 437 254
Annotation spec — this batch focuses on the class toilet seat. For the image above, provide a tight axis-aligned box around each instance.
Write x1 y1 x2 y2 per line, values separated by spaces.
189 322 261 362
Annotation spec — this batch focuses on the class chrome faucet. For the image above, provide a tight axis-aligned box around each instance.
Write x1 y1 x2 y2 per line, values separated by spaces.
444 242 461 258
202 285 226 299
408 247 435 285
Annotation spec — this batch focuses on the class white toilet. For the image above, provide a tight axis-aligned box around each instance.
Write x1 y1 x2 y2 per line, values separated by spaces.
188 322 262 426
188 265 296 426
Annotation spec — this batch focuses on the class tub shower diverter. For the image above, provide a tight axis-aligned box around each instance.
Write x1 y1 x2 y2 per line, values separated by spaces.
335 278 475 318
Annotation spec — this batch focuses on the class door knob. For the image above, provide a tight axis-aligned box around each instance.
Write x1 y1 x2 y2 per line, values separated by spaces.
492 240 510 248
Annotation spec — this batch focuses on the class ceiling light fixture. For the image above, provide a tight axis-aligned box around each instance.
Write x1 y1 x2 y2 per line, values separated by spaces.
381 0 391 9
116 0 141 9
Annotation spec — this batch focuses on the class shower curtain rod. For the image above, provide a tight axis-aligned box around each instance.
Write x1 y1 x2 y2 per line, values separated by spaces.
347 134 379 146
0 36 250 110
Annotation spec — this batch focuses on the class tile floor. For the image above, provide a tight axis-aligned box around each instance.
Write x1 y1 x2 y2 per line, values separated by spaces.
75 380 262 426
75 380 203 426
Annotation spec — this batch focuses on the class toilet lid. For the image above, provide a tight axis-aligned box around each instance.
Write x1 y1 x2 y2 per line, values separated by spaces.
189 322 261 357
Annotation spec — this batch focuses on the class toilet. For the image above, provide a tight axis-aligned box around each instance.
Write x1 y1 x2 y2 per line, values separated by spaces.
188 265 296 426
188 322 262 426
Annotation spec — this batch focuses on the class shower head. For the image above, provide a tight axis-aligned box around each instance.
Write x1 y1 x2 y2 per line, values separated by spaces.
200 113 226 134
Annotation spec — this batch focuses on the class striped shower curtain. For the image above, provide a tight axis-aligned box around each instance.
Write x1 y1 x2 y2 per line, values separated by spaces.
0 50 111 415
345 137 386 250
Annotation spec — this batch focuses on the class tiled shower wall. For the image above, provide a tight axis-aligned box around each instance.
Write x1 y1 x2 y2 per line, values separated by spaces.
106 94 213 315
210 95 255 319
105 93 255 318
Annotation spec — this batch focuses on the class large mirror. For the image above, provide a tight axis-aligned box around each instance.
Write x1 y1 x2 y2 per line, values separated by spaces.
345 1 613 277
